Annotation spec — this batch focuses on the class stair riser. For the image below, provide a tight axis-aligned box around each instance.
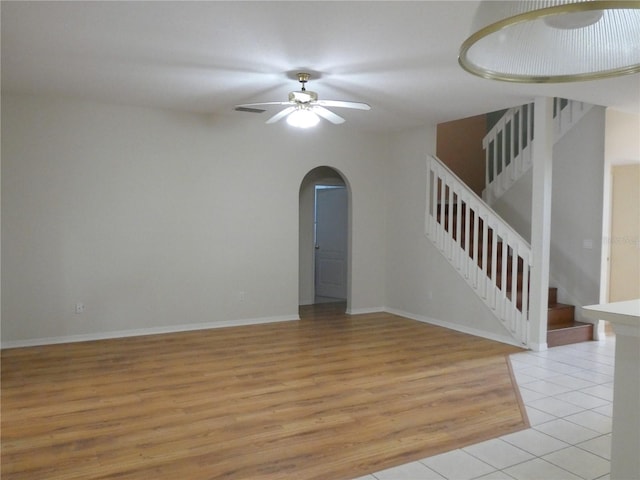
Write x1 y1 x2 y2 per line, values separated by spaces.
548 304 575 327
548 323 593 347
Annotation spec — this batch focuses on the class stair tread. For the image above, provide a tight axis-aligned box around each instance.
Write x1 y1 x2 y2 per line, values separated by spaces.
548 302 574 310
547 320 592 331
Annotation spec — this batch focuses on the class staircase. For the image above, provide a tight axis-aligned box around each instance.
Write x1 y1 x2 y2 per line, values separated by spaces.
426 154 593 349
426 155 531 346
482 98 595 347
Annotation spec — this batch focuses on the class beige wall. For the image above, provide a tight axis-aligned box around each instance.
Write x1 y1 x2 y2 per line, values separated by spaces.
604 109 640 303
609 164 640 302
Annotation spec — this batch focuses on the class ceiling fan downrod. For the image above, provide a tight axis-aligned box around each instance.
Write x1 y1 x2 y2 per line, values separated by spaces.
297 72 310 91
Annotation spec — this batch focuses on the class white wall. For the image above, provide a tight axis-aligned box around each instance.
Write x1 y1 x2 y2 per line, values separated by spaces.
491 169 533 242
7 91 581 349
605 109 640 165
384 126 518 345
551 107 606 316
1 93 388 345
492 106 606 318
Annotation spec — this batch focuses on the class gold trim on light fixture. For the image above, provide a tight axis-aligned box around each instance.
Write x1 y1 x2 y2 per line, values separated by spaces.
459 1 640 83
297 72 311 84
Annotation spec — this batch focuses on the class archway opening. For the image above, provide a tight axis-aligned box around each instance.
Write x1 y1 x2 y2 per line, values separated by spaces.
299 167 351 314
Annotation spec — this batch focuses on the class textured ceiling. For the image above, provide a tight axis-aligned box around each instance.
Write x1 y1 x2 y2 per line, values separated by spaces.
2 1 639 132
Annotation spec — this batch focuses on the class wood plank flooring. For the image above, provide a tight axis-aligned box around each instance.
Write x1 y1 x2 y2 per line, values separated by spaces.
1 306 527 480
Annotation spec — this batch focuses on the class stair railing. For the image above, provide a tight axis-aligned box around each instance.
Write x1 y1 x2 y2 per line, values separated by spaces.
426 155 532 346
483 98 593 204
483 103 534 204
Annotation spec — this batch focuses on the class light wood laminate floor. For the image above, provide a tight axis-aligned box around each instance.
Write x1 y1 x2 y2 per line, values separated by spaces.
1 306 526 479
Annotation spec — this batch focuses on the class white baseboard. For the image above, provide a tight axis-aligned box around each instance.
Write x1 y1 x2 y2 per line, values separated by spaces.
346 306 385 315
1 314 300 349
384 307 526 348
3 308 529 350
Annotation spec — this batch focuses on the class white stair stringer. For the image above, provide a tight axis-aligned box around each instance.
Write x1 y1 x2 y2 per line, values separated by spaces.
426 155 532 347
483 98 593 205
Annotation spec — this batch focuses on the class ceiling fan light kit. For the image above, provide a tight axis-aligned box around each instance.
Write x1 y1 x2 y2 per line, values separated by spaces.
235 72 370 128
459 0 640 83
286 108 321 128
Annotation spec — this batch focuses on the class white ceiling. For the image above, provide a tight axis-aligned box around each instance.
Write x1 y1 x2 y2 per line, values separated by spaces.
2 1 639 132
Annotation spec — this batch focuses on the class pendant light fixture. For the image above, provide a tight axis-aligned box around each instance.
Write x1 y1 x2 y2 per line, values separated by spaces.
459 1 640 83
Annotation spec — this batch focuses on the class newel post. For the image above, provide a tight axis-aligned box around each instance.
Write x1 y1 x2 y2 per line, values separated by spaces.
528 97 553 351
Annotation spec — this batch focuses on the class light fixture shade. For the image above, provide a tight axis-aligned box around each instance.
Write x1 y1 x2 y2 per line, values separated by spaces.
286 109 320 128
459 0 640 82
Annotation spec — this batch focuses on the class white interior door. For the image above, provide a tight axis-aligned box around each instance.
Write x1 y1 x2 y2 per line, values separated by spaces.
314 186 348 299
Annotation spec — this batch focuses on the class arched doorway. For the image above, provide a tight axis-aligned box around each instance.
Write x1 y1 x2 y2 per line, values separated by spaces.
299 167 351 312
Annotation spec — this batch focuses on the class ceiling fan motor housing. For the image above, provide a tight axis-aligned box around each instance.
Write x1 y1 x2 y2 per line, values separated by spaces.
289 90 317 104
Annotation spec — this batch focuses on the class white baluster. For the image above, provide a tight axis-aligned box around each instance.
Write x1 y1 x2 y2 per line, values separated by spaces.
455 192 462 270
448 177 454 258
426 155 533 347
431 164 438 239
489 222 498 310
510 244 519 333
464 196 471 280
438 168 446 251
501 231 509 325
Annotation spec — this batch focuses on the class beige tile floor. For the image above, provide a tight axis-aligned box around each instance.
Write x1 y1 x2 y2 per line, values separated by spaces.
352 335 615 480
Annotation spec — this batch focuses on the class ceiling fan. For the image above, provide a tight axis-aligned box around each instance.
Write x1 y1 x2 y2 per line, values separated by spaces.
235 73 371 128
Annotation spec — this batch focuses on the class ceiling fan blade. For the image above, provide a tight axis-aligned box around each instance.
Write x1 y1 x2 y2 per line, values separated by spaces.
266 106 296 124
235 101 292 108
315 100 371 110
313 106 345 125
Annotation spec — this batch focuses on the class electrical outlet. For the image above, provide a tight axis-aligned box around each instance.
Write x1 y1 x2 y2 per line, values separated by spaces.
238 291 246 303
75 303 85 314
